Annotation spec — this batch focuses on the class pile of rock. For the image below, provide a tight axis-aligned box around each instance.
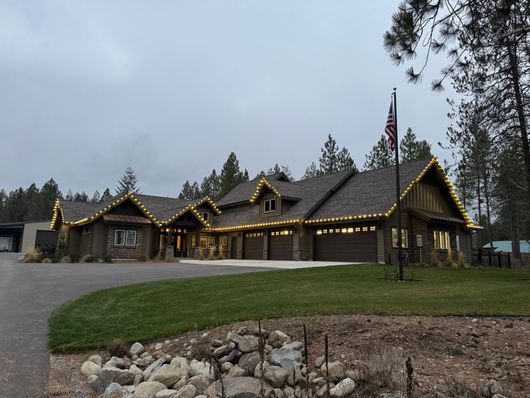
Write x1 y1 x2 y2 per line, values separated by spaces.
80 328 358 398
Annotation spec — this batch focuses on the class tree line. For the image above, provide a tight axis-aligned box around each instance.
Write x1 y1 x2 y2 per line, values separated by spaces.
384 0 530 260
177 130 432 200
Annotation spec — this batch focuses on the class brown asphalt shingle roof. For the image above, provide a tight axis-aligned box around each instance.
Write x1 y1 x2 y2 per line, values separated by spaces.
308 158 432 220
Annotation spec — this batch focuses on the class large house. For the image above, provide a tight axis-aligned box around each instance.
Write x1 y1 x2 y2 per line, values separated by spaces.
51 157 480 264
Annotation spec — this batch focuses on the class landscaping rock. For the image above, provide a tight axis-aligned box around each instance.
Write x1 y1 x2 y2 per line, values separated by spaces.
314 356 324 369
264 365 290 388
103 382 123 398
131 342 145 356
228 365 247 377
329 378 356 397
105 356 128 369
155 389 177 398
88 354 103 366
148 364 185 387
321 362 345 382
144 357 170 380
90 367 136 394
173 384 197 398
206 376 272 398
81 360 102 377
282 341 303 351
189 359 214 378
170 356 190 378
227 332 259 353
220 349 241 363
134 381 166 398
483 379 503 397
213 344 228 357
187 375 212 394
238 352 261 374
268 331 290 348
271 347 302 369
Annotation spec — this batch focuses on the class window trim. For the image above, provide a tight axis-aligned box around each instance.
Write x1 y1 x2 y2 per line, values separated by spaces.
125 230 137 247
263 198 277 213
114 229 125 246
200 211 209 222
391 227 409 248
433 230 451 250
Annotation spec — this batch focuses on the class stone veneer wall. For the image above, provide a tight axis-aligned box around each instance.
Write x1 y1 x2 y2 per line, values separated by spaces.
106 224 144 259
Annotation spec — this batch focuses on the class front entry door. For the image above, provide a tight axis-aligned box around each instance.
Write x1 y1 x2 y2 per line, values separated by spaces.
173 229 188 257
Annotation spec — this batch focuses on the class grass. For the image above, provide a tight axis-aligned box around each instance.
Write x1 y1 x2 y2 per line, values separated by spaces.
48 264 530 353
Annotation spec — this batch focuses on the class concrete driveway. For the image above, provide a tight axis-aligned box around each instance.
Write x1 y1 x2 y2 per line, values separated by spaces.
0 254 274 398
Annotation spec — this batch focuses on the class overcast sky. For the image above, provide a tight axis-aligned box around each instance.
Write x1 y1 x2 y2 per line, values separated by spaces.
0 1 456 197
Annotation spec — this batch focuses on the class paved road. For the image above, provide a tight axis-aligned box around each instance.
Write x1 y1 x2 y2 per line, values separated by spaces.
0 254 272 398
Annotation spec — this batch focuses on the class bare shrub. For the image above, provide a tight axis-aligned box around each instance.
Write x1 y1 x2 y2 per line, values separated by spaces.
80 254 97 263
431 250 440 267
354 348 405 397
22 248 42 263
107 338 129 358
445 376 482 398
59 256 72 263
457 251 469 268
41 257 53 264
190 337 211 361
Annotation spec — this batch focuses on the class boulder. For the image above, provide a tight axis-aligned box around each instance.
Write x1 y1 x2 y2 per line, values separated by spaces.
213 344 228 357
105 356 128 369
227 365 247 377
227 332 259 353
144 357 170 380
483 380 503 397
89 354 103 366
81 360 102 377
283 386 295 398
329 378 356 397
131 343 145 356
286 365 305 387
90 367 136 394
187 375 212 395
271 347 302 369
206 376 272 398
238 352 261 374
220 350 241 363
271 388 284 398
148 364 185 387
264 365 290 388
103 382 123 398
320 362 345 382
189 359 214 378
173 384 197 398
155 390 177 398
134 381 166 398
282 342 303 351
268 331 289 348
170 356 190 378
314 356 324 369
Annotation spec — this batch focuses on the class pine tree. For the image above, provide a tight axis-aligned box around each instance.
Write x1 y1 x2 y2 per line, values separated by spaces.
400 128 432 161
40 178 61 220
179 181 202 201
302 162 322 180
0 189 6 221
65 190 74 201
337 147 358 172
319 134 339 174
219 152 247 198
364 135 395 170
73 192 89 202
200 169 222 200
266 164 293 181
100 188 112 203
3 188 27 222
116 167 140 195
25 183 41 221
90 191 101 203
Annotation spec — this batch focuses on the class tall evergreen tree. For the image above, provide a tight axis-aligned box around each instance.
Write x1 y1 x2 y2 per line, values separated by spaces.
302 162 321 180
40 178 61 219
100 188 112 203
73 192 89 202
90 190 101 203
337 147 357 172
65 190 74 201
200 169 222 200
266 164 293 181
219 152 247 198
179 181 201 201
400 128 432 161
319 134 339 174
116 167 140 195
364 135 395 170
25 183 41 221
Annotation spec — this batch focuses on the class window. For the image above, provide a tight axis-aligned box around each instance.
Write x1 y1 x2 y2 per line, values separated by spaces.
433 230 451 250
200 211 209 221
125 230 137 247
392 228 409 248
456 234 460 252
114 230 125 246
264 198 277 213
220 236 228 247
82 226 90 235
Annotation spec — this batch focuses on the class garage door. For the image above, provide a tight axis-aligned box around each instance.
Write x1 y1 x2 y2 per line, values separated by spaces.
314 225 377 262
269 230 293 260
243 232 264 259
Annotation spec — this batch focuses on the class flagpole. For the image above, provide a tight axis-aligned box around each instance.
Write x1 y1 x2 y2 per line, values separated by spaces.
393 88 404 281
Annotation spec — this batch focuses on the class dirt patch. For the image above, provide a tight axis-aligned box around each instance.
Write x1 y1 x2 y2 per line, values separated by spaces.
48 314 530 397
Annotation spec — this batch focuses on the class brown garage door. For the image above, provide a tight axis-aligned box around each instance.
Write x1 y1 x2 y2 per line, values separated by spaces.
314 225 377 262
243 232 264 259
269 230 293 260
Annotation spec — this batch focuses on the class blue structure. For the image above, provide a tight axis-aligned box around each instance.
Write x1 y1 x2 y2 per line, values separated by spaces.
483 240 530 253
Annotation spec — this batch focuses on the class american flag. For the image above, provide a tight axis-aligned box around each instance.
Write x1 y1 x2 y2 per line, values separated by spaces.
385 101 396 151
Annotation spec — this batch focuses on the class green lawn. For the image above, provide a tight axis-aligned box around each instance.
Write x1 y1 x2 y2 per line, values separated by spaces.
48 264 530 353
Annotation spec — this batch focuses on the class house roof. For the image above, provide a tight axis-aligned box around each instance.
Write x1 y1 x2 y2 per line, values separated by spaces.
211 170 353 230
483 240 530 253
